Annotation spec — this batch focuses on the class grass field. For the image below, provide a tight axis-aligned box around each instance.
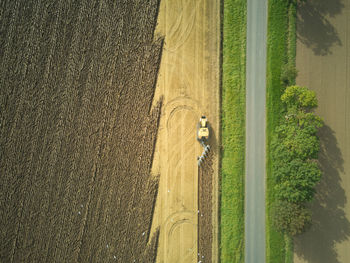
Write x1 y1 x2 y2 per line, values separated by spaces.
266 0 296 262
221 0 247 262
0 1 163 262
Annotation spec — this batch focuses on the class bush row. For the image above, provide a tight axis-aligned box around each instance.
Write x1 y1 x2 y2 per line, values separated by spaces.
271 85 323 236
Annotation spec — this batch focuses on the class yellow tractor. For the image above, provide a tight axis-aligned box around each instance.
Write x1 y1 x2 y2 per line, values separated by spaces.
197 116 209 142
197 116 210 166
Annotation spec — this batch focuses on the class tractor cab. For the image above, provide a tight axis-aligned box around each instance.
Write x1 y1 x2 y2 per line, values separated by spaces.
197 116 209 142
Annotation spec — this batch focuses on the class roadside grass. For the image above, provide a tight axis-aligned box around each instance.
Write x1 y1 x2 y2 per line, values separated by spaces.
288 3 297 68
266 0 297 262
285 4 297 263
220 0 247 262
284 233 294 263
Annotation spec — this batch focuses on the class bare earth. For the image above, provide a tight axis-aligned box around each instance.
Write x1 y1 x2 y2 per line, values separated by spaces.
150 0 220 262
295 0 350 262
0 0 163 262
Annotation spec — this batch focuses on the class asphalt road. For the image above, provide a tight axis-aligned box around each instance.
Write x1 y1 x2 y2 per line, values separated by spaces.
245 0 267 262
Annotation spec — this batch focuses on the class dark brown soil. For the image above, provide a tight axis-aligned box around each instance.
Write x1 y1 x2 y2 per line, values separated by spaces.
0 0 163 262
198 151 214 263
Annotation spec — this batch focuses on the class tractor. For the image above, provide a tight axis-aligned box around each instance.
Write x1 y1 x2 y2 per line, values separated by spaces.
197 116 210 166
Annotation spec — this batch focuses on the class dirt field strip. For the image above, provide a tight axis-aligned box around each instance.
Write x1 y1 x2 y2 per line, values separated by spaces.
151 0 220 262
294 0 350 262
198 152 214 262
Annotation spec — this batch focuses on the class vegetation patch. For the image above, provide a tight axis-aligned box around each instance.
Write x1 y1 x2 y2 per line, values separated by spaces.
266 0 296 262
271 86 323 235
266 1 323 263
221 0 246 262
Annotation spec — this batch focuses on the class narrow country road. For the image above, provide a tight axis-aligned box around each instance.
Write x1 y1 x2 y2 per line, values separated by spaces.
245 0 267 262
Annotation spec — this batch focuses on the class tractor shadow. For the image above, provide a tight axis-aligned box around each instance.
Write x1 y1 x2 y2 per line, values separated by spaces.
294 125 350 263
297 0 344 56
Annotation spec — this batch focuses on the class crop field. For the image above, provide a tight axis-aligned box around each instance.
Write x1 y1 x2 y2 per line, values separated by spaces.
0 0 163 262
150 0 220 262
294 0 350 262
0 0 221 262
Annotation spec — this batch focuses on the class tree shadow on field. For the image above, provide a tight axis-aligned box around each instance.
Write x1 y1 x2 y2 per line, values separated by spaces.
294 125 350 263
297 0 344 56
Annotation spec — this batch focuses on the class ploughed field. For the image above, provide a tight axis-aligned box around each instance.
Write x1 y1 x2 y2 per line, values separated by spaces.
198 152 214 262
0 0 163 262
294 0 350 262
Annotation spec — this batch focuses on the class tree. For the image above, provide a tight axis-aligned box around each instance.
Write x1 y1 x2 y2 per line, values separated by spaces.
274 159 321 203
274 120 321 160
272 200 311 236
271 85 323 235
275 87 323 159
284 126 320 160
281 85 318 111
294 112 323 133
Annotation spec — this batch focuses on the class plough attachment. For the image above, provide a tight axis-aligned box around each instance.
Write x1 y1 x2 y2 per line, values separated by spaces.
197 144 210 166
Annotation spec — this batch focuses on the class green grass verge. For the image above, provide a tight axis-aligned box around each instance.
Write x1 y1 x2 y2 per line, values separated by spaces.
266 0 289 262
285 4 297 263
266 1 297 262
288 3 297 66
284 233 294 263
220 0 246 262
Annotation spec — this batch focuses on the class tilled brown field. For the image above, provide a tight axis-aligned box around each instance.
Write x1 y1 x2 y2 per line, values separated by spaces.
0 0 163 262
198 152 214 263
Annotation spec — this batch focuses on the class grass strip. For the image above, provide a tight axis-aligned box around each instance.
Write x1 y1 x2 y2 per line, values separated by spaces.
288 2 297 67
266 0 297 262
266 0 289 262
284 3 297 263
220 0 247 262
284 233 294 263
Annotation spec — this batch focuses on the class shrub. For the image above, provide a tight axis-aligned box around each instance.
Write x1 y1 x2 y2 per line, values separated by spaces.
272 200 311 236
281 85 318 110
281 63 298 86
271 85 323 235
274 159 321 203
